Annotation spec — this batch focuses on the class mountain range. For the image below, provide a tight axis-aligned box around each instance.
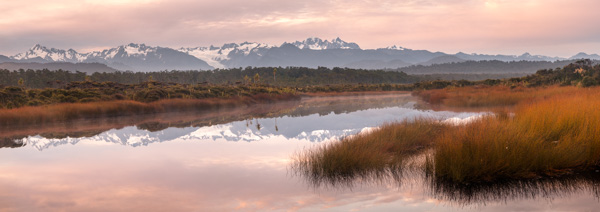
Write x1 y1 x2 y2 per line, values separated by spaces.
2 37 600 72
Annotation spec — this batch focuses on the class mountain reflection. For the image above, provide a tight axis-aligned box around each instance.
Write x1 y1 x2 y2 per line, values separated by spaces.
0 94 413 149
1 94 482 151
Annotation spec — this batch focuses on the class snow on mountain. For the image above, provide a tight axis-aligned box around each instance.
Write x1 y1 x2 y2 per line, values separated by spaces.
289 37 361 50
9 43 214 71
87 43 156 60
11 44 87 62
11 43 157 63
7 38 600 72
179 42 272 69
384 45 407 51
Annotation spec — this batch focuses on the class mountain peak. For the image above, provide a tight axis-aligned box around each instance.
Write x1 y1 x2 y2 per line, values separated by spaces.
570 52 600 60
290 37 360 50
31 44 45 50
126 43 144 47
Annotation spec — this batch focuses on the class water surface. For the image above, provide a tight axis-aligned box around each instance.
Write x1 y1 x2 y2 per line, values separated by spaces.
1 94 598 211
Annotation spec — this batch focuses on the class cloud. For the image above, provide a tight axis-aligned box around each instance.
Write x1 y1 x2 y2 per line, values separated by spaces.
0 0 599 56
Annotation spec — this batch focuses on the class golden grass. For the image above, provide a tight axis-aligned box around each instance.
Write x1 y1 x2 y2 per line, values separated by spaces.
292 119 448 186
414 85 581 108
295 86 600 184
0 93 298 127
431 88 600 182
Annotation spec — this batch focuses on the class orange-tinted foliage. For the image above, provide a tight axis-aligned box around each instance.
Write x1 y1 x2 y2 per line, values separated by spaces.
431 88 600 182
0 93 298 127
414 85 581 108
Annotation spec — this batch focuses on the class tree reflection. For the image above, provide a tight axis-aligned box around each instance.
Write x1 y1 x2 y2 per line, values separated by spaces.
0 137 26 148
292 150 600 206
428 172 600 206
0 94 414 149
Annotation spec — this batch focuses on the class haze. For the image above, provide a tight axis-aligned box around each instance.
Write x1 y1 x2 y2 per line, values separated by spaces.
1 0 599 57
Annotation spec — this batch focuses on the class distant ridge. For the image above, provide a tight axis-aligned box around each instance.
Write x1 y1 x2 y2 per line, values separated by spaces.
419 55 466 66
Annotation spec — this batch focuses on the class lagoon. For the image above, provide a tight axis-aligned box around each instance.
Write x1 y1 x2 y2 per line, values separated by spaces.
1 94 598 211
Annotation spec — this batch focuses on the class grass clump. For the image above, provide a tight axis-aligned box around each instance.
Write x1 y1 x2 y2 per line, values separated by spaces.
429 88 600 183
292 119 447 186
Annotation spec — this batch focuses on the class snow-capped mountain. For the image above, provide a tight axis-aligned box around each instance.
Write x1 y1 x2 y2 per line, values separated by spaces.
84 43 213 71
288 37 361 50
9 43 214 71
12 44 86 63
383 45 407 51
3 37 600 72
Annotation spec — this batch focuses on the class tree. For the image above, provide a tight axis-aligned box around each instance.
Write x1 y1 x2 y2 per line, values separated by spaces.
243 75 250 85
254 73 260 85
18 78 24 87
273 68 277 82
581 76 598 87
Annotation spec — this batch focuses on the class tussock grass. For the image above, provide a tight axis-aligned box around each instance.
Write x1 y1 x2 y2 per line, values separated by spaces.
295 86 600 184
292 119 448 186
431 89 600 182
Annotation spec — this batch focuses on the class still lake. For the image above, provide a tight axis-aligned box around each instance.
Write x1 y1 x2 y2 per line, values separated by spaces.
1 94 599 211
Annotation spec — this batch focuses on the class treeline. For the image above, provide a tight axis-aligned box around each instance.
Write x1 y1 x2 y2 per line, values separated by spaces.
0 80 420 109
391 60 576 74
0 67 419 89
521 59 600 87
0 66 527 89
409 59 600 90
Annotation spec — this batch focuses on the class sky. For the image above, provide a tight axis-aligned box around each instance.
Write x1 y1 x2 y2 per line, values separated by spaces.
1 0 599 57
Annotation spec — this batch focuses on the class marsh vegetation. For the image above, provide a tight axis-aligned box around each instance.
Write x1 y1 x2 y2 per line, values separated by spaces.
294 60 600 185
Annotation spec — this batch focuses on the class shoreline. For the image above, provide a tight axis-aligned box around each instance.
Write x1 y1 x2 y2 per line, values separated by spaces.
0 91 412 140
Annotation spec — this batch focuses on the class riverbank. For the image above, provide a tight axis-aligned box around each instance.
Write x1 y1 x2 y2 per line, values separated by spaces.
0 92 414 145
0 93 298 127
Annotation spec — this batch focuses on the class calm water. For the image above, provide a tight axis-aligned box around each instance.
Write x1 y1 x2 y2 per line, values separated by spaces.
1 94 599 211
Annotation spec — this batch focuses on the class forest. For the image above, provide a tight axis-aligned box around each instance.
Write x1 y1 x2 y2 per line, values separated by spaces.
0 67 416 88
0 65 534 89
0 60 597 110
